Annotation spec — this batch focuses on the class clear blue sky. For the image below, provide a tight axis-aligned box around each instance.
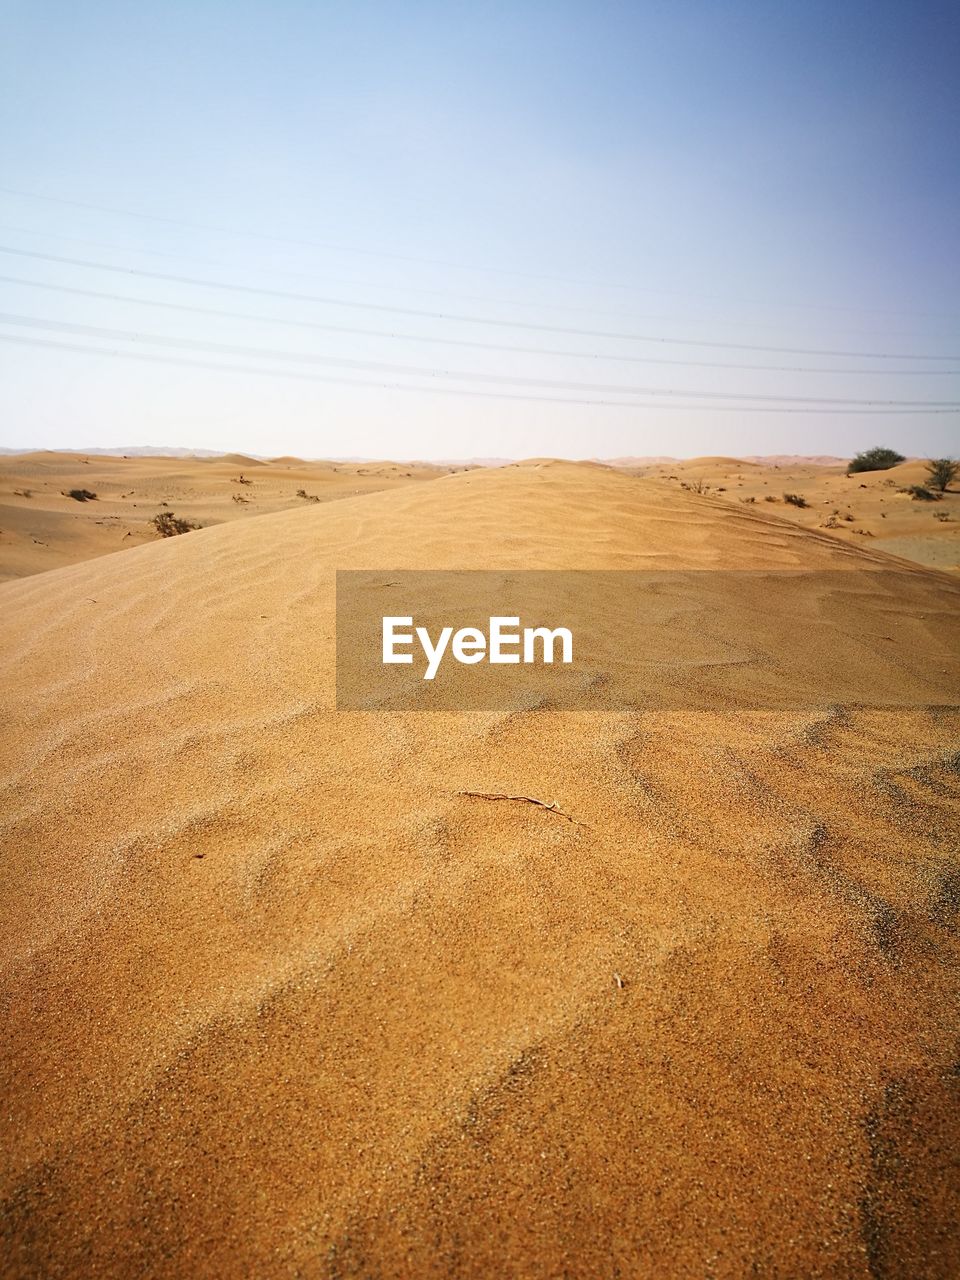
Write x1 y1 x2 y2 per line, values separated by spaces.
0 0 957 458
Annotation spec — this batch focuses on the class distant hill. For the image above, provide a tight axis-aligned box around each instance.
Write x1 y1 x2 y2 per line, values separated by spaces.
0 445 230 458
603 455 850 468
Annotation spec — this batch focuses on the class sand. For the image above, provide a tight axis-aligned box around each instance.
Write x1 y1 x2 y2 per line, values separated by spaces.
0 451 458 583
625 457 960 572
1 460 958 1277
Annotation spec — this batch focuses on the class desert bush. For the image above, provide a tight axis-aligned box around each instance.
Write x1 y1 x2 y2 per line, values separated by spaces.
907 484 939 501
847 446 905 474
67 488 97 502
925 458 959 492
783 493 808 507
13 488 32 497
151 511 199 537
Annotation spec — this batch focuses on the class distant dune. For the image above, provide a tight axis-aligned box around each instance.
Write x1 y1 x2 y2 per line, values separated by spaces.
0 451 458 582
742 454 849 466
2 451 957 584
603 455 848 468
0 445 230 458
628 455 960 573
218 452 265 467
1 461 958 1277
2 450 956 584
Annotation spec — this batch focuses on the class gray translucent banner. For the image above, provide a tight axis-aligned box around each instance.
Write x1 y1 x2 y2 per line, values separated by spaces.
336 570 960 712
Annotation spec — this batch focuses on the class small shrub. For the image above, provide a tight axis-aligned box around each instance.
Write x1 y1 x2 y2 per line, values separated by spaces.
848 446 905 474
233 474 253 485
934 510 951 522
13 488 32 497
764 495 778 503
296 489 321 502
151 511 199 537
925 458 959 492
783 493 808 507
67 488 97 502
907 485 939 501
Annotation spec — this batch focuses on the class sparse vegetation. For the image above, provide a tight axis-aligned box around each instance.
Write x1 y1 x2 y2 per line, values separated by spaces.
296 489 321 503
66 488 97 502
907 484 939 501
232 494 249 504
847 446 905 475
151 511 199 537
13 488 32 497
764 495 778 503
233 474 253 485
783 493 808 507
925 458 959 492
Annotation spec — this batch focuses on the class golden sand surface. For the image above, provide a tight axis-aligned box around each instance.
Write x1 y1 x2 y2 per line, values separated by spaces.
627 457 960 572
1 460 958 1277
0 451 458 582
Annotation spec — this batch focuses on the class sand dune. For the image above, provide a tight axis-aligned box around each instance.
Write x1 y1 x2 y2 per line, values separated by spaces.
626 457 960 572
0 451 456 583
1 462 958 1277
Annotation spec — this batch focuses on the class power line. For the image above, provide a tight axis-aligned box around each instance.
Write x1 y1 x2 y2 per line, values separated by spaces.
0 183 630 291
2 311 957 407
1 244 957 363
0 222 735 332
1 332 957 415
2 183 956 323
3 273 956 377
2 223 947 345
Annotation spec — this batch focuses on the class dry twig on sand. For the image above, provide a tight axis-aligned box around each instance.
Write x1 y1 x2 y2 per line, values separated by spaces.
456 790 585 824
